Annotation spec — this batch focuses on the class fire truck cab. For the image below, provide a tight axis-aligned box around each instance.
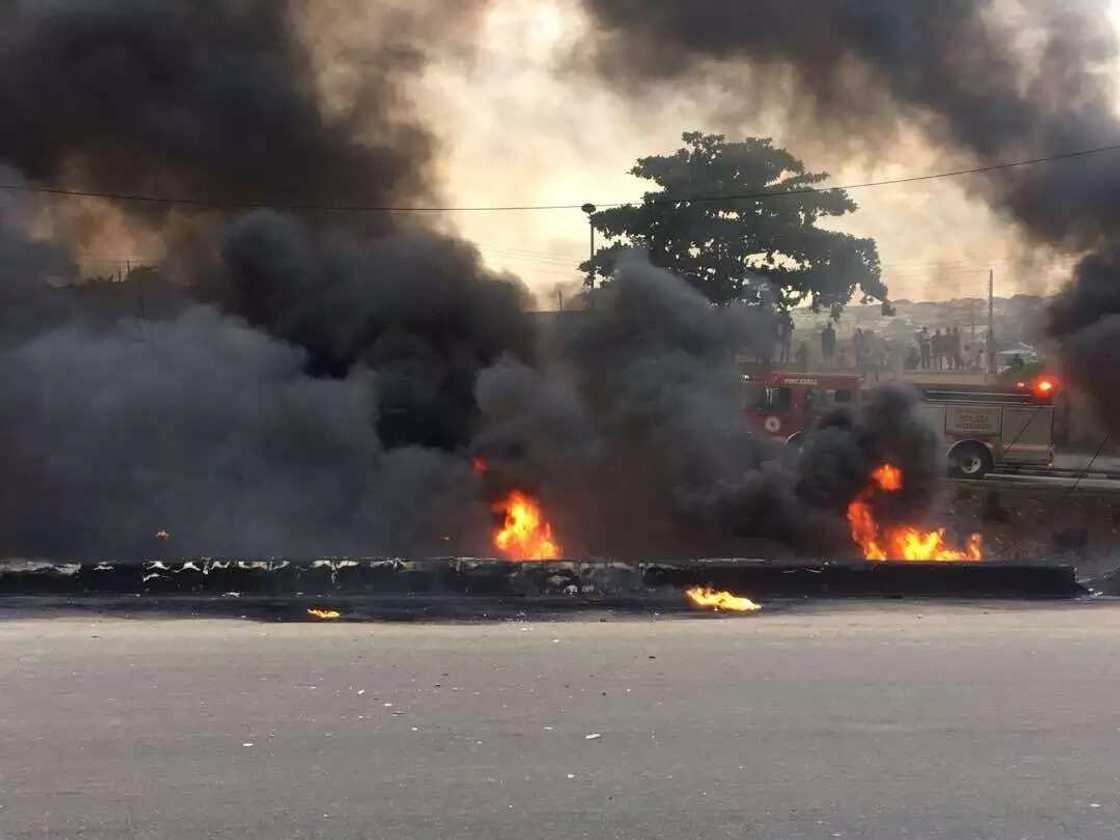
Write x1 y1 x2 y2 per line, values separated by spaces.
744 371 862 444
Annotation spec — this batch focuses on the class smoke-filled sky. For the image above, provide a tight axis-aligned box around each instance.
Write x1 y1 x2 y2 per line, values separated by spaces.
1 0 944 561
411 0 1120 305
9 0 1120 305
4 0 1120 561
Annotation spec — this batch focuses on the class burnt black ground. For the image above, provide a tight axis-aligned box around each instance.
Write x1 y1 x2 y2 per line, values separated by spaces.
4 601 1120 839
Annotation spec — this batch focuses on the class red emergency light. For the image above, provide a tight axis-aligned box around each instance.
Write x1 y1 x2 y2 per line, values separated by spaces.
1033 376 1057 397
1014 376 1058 397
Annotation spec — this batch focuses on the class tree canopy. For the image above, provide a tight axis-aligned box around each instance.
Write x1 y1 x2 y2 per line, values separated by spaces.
582 132 887 314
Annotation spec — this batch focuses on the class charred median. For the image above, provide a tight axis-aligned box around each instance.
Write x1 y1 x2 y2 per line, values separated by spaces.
0 558 1083 601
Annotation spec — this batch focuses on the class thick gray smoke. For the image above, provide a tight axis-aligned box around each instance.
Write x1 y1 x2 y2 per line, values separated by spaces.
472 256 939 560
798 384 941 529
1047 249 1120 433
0 0 435 232
0 1 949 561
205 211 534 449
0 302 484 559
0 0 529 558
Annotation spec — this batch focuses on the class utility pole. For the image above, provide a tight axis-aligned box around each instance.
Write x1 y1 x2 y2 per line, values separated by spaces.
133 260 146 320
580 203 596 289
987 268 995 377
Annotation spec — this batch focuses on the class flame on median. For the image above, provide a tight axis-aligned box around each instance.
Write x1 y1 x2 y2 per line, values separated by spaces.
685 586 761 612
492 489 562 561
847 463 982 562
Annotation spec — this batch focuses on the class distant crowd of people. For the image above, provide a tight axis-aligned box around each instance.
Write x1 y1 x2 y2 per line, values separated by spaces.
906 326 982 371
770 320 986 376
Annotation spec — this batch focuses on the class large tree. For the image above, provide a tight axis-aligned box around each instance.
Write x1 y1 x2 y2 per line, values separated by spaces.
582 132 886 314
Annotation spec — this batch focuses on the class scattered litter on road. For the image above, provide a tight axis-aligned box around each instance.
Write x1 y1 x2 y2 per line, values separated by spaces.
585 733 601 740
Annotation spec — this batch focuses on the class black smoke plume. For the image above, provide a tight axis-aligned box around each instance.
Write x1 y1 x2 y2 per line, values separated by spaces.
206 211 534 449
1048 249 1120 433
0 301 485 559
0 0 433 230
0 0 529 558
580 0 1120 251
0 1 950 561
472 255 940 560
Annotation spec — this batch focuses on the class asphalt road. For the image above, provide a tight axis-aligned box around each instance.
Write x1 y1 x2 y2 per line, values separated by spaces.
4 602 1120 839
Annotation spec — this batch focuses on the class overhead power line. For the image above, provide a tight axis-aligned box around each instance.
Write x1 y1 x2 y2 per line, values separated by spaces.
3 142 1120 214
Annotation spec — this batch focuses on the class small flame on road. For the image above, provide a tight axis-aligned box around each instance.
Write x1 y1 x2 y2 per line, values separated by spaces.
306 608 341 620
154 529 170 541
847 463 982 562
492 489 561 561
685 586 761 613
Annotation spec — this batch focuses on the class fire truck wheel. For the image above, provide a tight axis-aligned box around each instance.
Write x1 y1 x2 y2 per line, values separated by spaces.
949 443 993 479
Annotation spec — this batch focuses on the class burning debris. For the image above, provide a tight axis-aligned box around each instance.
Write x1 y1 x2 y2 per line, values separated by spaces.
684 586 761 613
847 464 982 562
492 490 562 561
306 608 341 621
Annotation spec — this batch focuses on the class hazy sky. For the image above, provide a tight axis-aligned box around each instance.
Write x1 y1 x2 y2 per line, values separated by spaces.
410 0 1120 307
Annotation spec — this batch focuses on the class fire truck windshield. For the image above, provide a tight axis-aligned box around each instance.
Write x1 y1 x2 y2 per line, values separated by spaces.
756 386 792 412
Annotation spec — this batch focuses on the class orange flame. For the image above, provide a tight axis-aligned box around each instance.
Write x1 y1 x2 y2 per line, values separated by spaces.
869 463 902 492
847 463 982 562
685 586 761 612
492 490 562 561
306 608 341 620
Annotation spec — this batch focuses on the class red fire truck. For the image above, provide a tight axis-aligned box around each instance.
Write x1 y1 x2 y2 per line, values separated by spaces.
745 370 1058 479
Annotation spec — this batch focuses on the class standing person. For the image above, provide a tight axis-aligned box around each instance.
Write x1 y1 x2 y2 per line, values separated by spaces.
932 328 944 370
865 333 881 382
918 327 931 370
907 345 920 370
778 312 793 365
952 326 963 371
795 341 809 371
821 322 836 368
